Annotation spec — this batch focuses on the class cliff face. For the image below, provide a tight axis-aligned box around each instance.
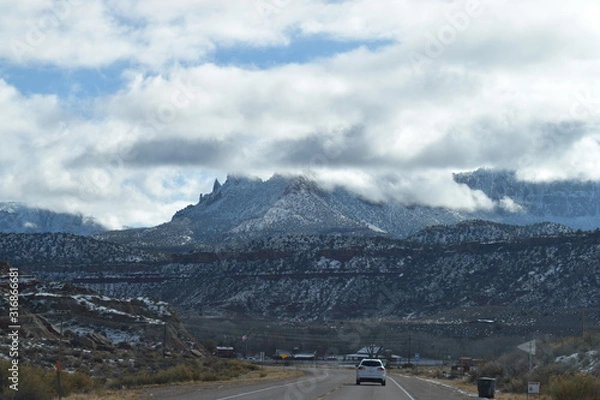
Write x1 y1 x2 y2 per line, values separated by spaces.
454 169 600 228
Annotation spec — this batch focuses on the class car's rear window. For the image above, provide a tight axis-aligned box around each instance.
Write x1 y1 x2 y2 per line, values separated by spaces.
361 360 382 367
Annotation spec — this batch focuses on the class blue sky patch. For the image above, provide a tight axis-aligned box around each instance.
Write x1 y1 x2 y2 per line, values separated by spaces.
1 61 130 98
1 36 394 99
211 36 395 68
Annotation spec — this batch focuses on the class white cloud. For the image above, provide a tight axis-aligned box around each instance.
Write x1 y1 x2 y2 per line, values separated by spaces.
0 0 599 228
499 196 525 213
313 168 495 211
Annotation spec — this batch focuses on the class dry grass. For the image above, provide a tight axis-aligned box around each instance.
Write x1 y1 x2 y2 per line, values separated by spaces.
396 366 553 400
65 392 142 400
439 378 551 400
64 366 304 399
237 366 305 382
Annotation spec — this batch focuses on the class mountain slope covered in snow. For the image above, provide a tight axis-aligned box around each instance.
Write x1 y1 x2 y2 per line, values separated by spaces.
455 169 600 229
0 202 106 236
96 170 600 249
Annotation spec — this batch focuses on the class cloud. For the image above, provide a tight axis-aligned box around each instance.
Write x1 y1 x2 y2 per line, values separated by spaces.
1 1 600 228
264 125 376 168
72 137 236 168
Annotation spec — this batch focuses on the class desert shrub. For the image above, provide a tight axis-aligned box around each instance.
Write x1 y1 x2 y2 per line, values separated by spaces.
198 372 220 381
61 371 96 395
549 335 600 365
501 373 528 393
202 338 217 354
0 365 52 400
471 359 504 382
109 370 153 389
528 363 569 389
0 360 97 400
154 364 194 385
548 373 600 400
108 357 262 389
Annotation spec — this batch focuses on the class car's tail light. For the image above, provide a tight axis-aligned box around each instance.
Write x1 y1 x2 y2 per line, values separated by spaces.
378 367 385 371
358 366 365 370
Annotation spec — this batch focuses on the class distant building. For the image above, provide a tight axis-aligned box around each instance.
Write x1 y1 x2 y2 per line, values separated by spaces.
274 349 294 359
451 357 483 375
215 346 235 358
346 345 401 363
294 352 316 361
274 349 317 360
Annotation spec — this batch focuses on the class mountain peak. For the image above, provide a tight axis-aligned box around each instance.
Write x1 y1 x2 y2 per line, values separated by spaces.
101 169 600 248
213 178 222 192
283 175 323 195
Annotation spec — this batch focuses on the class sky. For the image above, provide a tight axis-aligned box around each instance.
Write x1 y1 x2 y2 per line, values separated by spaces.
1 0 599 229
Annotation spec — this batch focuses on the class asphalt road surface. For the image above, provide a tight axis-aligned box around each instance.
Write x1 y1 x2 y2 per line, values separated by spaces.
139 367 476 400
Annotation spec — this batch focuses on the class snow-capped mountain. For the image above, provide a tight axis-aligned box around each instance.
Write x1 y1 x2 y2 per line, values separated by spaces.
4 169 599 245
454 168 600 229
97 170 600 249
180 174 465 240
96 174 467 248
0 202 106 236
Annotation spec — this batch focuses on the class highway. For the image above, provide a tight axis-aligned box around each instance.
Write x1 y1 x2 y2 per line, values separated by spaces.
139 367 476 400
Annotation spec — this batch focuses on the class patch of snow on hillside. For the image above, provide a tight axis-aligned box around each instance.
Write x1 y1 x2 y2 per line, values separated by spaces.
73 296 129 317
133 297 172 317
365 222 387 233
316 257 341 270
556 350 600 373
68 325 142 344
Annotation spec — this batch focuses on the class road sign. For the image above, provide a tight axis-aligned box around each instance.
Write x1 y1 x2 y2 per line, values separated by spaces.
528 381 540 394
517 340 536 355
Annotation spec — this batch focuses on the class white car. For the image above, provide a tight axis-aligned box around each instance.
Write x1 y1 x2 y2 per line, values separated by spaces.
356 358 386 386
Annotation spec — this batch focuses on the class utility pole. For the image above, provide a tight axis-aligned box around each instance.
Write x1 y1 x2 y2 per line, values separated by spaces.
56 316 63 400
163 323 167 358
52 311 69 400
528 341 533 372
407 333 412 366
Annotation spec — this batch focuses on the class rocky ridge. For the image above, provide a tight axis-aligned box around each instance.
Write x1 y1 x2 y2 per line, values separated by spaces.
96 170 600 249
454 169 600 229
7 222 600 332
0 262 205 380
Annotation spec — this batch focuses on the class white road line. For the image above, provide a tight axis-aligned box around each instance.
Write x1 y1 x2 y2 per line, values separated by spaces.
389 376 417 400
215 370 330 400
